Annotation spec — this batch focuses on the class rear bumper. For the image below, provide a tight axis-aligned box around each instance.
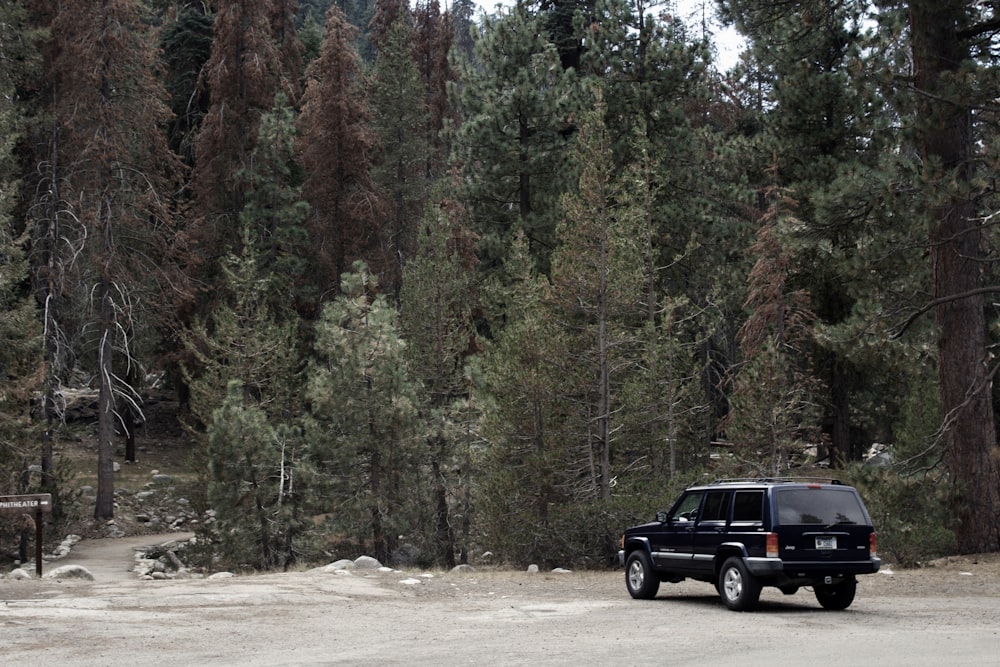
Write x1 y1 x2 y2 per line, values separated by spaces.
745 556 881 578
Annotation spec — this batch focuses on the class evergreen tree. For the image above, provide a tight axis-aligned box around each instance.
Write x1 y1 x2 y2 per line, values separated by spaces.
299 5 385 298
451 4 583 276
238 93 312 314
400 196 481 567
412 0 455 180
205 380 307 570
307 262 418 564
183 232 307 568
904 0 1000 553
477 233 575 564
369 13 431 297
727 185 825 474
159 4 214 167
44 0 182 519
548 86 646 503
0 0 42 491
189 0 302 291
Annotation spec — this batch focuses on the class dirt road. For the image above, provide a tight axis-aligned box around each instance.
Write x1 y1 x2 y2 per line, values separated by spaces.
2 536 999 666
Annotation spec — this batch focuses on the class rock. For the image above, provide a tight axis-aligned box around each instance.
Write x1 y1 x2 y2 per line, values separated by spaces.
551 567 572 574
7 568 33 580
44 564 94 580
208 572 235 579
450 564 475 574
398 578 422 586
527 564 539 574
353 555 382 569
152 474 173 485
320 559 356 572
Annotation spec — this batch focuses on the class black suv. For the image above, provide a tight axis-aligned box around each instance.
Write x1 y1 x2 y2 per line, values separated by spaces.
618 478 881 611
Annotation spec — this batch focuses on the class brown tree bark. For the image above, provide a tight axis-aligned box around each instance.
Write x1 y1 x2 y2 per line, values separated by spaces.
910 0 1000 554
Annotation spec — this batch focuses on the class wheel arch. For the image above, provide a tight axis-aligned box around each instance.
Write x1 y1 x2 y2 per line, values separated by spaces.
624 535 652 557
713 543 748 576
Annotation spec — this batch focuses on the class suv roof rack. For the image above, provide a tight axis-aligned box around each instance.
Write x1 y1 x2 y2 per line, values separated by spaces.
709 477 843 485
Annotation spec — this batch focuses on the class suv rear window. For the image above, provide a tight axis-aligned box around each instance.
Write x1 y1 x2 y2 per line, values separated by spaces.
775 488 867 526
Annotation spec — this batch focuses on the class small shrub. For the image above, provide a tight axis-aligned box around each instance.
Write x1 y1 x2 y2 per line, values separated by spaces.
843 465 955 567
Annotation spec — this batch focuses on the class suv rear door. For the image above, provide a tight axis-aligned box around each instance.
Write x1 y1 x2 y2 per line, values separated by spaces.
692 490 731 573
772 486 874 564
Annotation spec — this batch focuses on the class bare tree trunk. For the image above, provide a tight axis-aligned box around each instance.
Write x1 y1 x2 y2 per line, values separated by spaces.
95 275 116 520
910 0 1000 554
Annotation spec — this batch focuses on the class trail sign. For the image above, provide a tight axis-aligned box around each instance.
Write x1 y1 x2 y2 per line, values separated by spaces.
0 493 53 576
0 493 53 513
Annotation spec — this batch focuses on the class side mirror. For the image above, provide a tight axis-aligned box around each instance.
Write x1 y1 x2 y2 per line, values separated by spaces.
656 511 668 523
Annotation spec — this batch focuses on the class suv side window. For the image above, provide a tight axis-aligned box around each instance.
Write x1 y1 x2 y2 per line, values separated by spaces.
732 490 764 523
699 491 730 523
669 492 704 522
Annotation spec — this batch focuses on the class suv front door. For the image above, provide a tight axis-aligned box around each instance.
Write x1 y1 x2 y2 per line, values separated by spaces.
649 491 703 573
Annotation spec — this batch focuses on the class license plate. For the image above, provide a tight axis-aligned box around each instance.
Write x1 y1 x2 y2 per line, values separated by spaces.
816 536 837 550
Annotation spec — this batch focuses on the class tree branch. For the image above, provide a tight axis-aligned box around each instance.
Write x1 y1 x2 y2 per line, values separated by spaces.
892 286 1000 338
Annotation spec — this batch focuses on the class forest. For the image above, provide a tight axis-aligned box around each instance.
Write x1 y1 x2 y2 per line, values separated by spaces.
1 0 999 572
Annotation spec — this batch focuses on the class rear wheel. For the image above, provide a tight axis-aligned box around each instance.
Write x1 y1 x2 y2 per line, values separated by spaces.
719 557 762 611
625 551 660 599
815 577 857 610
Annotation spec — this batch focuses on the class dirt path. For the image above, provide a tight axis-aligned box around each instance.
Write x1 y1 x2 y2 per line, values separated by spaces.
52 532 194 581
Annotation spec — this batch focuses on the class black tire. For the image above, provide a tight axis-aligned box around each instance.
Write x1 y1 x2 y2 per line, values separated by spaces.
625 551 660 599
814 577 857 610
718 557 762 611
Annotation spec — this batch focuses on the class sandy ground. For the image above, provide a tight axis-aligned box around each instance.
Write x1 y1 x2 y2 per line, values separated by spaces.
3 535 1000 666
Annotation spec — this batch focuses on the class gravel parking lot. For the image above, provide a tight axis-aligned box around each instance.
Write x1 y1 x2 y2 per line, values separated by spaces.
3 535 1000 666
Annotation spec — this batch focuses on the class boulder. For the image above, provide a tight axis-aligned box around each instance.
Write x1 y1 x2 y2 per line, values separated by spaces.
43 564 94 580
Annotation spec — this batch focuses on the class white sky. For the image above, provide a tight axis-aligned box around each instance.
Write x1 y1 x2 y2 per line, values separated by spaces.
470 0 746 71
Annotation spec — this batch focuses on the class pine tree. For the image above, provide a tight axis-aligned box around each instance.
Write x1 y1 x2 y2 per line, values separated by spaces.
451 4 583 275
727 185 825 474
549 86 646 502
183 230 306 569
159 4 214 166
44 0 182 519
400 196 480 566
369 14 431 297
476 232 575 564
299 5 385 297
205 380 307 570
0 0 42 491
238 93 312 314
189 0 302 281
412 0 455 179
905 0 1000 554
307 262 418 564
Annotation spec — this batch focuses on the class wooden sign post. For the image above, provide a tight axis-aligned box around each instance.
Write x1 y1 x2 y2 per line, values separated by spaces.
0 494 53 576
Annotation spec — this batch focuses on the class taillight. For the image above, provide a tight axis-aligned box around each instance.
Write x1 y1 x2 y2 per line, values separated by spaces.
766 532 779 558
870 532 878 558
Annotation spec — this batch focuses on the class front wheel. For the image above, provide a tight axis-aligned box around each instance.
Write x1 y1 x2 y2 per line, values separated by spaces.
815 577 857 610
625 551 660 599
718 557 762 611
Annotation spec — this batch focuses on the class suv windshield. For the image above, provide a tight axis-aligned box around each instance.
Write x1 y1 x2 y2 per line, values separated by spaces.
775 488 868 526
